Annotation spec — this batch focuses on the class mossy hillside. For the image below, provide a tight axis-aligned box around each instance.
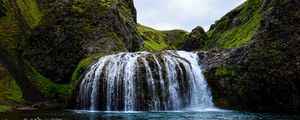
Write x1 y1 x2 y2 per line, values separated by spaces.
24 62 71 100
205 65 250 109
0 1 21 59
0 65 23 104
0 104 14 112
138 24 170 51
26 0 141 82
106 32 128 52
73 0 115 9
16 0 42 28
0 0 41 59
205 0 265 50
206 0 300 112
215 66 240 77
72 0 134 22
162 30 189 48
138 24 189 51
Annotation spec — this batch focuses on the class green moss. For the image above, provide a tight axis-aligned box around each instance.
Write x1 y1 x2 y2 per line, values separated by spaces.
25 62 71 99
69 5 84 14
0 0 42 59
215 66 240 77
71 55 99 85
283 0 289 4
205 0 265 50
0 105 14 112
71 52 116 86
0 2 20 58
138 24 188 51
138 25 169 51
162 30 189 48
73 0 116 9
0 66 23 104
142 40 168 51
106 32 128 51
118 2 134 23
16 0 42 28
99 0 115 8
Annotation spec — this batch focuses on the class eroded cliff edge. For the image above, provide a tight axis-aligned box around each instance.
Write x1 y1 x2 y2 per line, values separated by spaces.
200 0 300 113
0 0 299 114
0 0 143 109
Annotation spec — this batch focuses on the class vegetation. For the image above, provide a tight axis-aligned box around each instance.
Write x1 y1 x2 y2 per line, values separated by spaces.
0 66 23 104
205 0 264 50
0 0 42 58
0 1 20 58
138 24 188 51
0 105 13 112
0 0 297 113
25 62 71 100
16 0 42 28
71 52 116 86
138 24 169 50
215 66 240 78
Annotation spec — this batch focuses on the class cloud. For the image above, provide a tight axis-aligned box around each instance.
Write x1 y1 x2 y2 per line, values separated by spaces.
133 0 246 31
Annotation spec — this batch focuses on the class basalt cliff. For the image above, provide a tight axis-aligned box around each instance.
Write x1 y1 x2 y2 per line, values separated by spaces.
0 0 299 113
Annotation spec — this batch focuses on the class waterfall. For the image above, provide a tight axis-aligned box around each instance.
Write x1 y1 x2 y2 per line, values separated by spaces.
77 51 214 111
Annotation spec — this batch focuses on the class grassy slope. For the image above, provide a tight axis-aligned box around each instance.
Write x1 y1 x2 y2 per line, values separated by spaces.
25 62 71 100
205 0 264 50
0 1 21 58
0 0 72 106
138 24 188 51
0 0 39 106
0 65 23 106
0 62 24 111
16 0 42 28
0 0 42 57
0 104 14 112
138 24 170 50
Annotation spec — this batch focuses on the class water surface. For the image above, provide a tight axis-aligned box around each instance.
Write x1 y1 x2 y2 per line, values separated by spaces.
1 109 299 120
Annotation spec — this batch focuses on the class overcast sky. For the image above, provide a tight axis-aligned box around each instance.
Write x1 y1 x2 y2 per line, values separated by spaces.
134 0 246 32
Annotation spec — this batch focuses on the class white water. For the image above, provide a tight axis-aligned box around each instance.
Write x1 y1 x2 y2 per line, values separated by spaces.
77 51 215 111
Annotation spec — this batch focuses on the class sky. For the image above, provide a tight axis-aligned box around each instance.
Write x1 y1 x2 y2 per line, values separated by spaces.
134 0 246 32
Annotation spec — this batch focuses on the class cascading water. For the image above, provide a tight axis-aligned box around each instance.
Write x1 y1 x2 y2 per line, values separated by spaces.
77 51 215 111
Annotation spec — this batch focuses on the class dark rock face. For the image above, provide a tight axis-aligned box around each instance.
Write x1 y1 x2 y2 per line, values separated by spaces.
0 0 45 102
0 0 6 17
203 0 300 113
0 48 44 102
181 26 208 51
27 0 143 83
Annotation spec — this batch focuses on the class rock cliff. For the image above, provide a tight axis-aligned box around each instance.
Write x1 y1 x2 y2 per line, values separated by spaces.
27 0 143 83
202 0 300 113
0 0 143 108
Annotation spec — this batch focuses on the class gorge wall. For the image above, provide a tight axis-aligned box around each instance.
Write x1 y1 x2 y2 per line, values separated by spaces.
201 0 300 113
0 0 143 107
0 0 299 113
136 0 300 113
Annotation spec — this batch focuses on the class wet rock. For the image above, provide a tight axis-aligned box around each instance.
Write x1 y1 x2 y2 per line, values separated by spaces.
180 26 208 51
26 0 143 83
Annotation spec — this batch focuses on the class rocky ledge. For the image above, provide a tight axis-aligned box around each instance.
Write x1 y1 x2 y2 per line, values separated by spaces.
200 0 300 113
